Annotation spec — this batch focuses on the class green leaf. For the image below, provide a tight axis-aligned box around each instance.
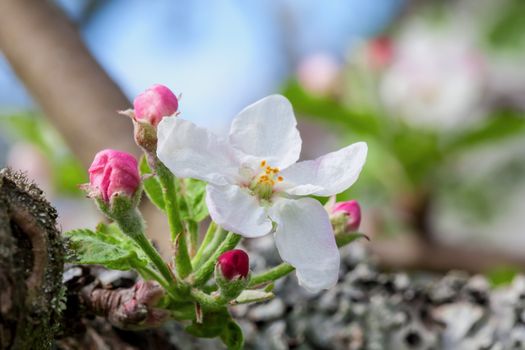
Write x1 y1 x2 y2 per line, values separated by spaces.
64 225 148 270
95 222 149 261
220 320 244 350
139 156 166 210
486 0 525 50
442 112 525 154
181 178 208 222
487 266 519 288
185 310 229 338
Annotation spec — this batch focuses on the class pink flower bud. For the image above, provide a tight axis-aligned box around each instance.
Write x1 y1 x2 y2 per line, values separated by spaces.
133 84 179 127
332 200 361 232
88 149 140 202
217 249 249 280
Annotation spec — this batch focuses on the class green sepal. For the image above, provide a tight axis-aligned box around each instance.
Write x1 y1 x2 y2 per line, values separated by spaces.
94 187 143 224
64 224 148 270
215 267 250 301
220 320 244 350
139 155 166 211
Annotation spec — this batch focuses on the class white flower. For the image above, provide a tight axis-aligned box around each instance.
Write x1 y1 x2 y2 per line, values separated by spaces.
157 95 367 292
379 20 485 129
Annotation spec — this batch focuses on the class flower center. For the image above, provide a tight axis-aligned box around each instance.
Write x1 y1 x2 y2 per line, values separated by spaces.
249 160 283 201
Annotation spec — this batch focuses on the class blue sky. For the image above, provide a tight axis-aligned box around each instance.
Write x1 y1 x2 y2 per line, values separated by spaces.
1 0 404 129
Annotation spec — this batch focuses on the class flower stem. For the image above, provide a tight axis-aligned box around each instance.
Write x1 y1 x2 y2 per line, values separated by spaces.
136 265 168 286
191 221 216 266
190 289 227 311
187 220 199 257
192 223 228 270
156 162 192 279
248 263 294 288
133 233 177 289
113 209 170 281
192 232 242 286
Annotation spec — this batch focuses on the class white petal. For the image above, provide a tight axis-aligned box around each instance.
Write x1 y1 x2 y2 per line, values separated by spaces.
279 142 367 196
206 184 273 238
229 95 302 169
270 197 340 292
157 118 240 186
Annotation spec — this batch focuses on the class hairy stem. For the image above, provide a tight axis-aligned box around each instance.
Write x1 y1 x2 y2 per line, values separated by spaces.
133 233 178 292
136 265 171 292
248 263 294 288
114 208 185 298
156 163 192 279
192 223 227 269
190 289 227 311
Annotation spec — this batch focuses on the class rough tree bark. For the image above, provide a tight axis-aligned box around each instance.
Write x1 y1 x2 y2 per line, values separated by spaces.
0 169 176 350
0 169 64 349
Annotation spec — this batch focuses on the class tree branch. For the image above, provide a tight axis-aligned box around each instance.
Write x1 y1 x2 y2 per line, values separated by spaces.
0 0 136 167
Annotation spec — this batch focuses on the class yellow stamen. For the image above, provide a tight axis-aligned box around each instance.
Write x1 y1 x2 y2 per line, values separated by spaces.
250 161 284 200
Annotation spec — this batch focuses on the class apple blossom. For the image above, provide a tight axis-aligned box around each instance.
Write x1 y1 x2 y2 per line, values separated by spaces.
157 95 367 292
379 20 485 129
87 149 140 202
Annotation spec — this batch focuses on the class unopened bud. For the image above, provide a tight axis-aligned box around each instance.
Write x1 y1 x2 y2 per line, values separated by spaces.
331 200 361 233
215 249 250 300
217 249 249 280
84 149 141 207
133 84 179 127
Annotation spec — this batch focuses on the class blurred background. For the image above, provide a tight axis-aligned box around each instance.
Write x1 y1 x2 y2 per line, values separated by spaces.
1 0 525 279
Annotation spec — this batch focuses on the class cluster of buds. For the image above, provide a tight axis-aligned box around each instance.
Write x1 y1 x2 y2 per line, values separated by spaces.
85 85 180 212
76 83 366 347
